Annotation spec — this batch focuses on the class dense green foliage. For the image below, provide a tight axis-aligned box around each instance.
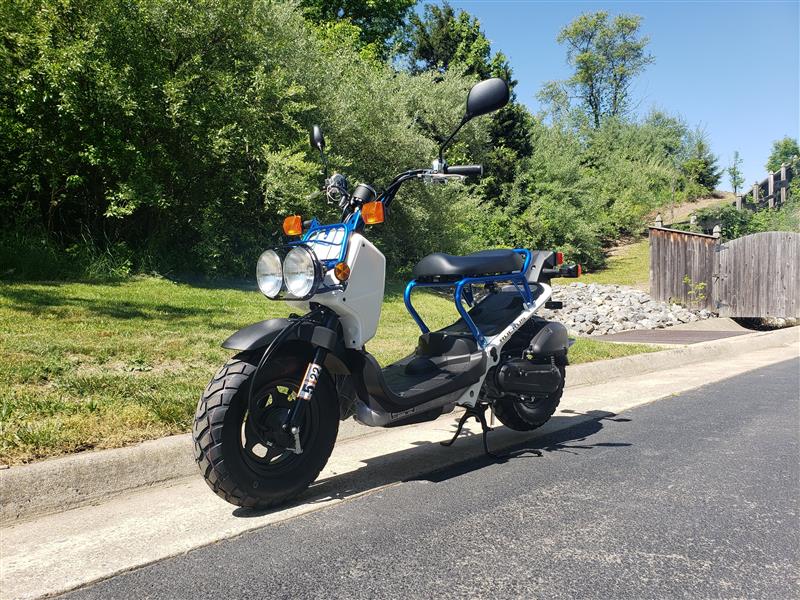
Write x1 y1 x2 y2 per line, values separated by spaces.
681 129 722 196
466 112 692 268
406 2 533 204
1 0 491 278
299 0 415 56
766 136 800 172
0 1 725 280
690 180 799 241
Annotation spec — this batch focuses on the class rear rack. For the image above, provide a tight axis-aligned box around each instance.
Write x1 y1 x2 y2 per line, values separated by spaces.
403 249 533 348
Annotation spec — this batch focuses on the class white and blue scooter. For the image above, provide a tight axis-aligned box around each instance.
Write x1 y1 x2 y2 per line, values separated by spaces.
193 78 581 509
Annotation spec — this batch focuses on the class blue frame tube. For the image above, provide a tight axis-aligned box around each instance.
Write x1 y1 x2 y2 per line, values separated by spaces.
403 249 535 348
290 208 364 269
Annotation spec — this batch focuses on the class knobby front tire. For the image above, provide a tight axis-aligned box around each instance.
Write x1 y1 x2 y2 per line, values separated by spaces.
193 350 339 510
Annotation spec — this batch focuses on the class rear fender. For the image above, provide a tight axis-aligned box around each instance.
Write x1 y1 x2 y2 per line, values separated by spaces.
529 321 569 364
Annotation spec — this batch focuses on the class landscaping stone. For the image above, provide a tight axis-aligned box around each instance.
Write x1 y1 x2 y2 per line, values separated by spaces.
539 283 713 336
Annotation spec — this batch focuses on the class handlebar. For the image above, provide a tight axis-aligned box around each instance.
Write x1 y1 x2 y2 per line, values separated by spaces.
444 164 483 177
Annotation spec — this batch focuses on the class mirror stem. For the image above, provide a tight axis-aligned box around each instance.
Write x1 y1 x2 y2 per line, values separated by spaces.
320 149 328 180
439 115 469 163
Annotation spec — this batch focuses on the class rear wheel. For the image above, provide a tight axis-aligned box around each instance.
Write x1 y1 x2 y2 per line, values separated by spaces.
491 365 565 431
192 350 339 509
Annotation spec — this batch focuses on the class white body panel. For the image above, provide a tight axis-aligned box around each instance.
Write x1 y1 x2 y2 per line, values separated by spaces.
289 233 385 348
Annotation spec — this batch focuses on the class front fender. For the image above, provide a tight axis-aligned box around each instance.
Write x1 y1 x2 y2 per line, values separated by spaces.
222 318 293 351
222 317 361 420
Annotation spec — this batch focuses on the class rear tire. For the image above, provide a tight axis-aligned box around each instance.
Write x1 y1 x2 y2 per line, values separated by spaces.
492 365 565 431
192 350 339 509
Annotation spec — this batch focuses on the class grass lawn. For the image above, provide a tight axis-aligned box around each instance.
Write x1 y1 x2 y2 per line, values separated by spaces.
0 277 658 465
555 238 650 289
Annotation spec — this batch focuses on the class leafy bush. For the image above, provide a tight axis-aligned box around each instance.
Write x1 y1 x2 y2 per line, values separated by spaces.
0 0 489 278
462 112 692 270
766 137 800 172
691 197 799 241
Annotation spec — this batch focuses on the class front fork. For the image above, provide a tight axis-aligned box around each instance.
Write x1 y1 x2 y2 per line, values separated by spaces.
282 311 337 451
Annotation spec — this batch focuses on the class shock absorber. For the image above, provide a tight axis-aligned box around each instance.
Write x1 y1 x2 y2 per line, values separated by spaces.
282 310 338 451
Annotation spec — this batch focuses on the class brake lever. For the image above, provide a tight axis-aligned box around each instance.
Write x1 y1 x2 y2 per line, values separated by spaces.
422 172 467 185
305 190 323 201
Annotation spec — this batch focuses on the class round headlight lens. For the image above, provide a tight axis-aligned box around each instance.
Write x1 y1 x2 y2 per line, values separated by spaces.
283 246 319 298
256 250 283 298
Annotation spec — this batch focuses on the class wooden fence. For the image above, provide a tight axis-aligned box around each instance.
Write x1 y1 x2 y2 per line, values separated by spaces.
649 226 719 310
736 157 797 211
713 231 800 318
649 227 800 318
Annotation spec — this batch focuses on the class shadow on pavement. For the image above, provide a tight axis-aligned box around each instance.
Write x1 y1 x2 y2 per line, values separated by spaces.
232 409 631 519
415 410 632 483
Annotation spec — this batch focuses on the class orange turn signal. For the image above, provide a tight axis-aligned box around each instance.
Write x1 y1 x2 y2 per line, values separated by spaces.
361 201 384 225
283 215 303 236
334 262 351 282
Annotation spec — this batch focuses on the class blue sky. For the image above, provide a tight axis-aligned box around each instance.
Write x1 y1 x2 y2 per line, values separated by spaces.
448 0 800 189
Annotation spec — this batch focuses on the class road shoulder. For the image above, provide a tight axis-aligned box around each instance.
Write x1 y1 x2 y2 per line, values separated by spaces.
1 336 797 600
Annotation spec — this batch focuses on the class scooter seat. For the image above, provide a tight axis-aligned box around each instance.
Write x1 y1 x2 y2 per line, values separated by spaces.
413 249 524 279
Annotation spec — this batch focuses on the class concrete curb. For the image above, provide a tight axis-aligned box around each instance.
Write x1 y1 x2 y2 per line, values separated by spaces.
2 326 797 524
567 326 798 388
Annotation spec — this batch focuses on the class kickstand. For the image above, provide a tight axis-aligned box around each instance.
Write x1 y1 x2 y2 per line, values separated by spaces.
441 405 501 459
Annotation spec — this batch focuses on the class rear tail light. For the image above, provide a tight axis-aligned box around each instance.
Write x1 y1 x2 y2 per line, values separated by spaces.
577 264 582 276
555 251 564 265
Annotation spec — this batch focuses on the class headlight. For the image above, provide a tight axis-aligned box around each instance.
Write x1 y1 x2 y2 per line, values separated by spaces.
283 246 322 299
256 250 283 298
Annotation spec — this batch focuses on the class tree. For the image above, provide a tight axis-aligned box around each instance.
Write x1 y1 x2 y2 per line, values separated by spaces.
682 129 722 192
299 0 416 56
405 3 534 204
765 136 800 172
407 2 492 77
539 11 654 127
727 151 744 195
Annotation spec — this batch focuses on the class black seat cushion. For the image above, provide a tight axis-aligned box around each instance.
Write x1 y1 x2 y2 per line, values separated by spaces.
413 249 524 279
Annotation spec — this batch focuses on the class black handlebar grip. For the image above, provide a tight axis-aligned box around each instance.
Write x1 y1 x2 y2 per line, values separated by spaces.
445 164 483 177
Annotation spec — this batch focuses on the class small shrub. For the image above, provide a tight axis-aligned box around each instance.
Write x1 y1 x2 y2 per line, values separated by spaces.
682 275 707 309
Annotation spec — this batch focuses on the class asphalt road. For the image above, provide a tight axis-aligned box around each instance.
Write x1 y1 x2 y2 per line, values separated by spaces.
63 358 799 600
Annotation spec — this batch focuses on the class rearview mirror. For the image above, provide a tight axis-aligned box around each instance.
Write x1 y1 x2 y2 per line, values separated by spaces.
465 78 510 119
310 125 325 151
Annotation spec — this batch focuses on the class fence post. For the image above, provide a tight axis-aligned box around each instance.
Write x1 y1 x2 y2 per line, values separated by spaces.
752 182 760 206
780 163 788 205
768 171 775 208
712 225 721 239
654 213 663 228
735 194 742 210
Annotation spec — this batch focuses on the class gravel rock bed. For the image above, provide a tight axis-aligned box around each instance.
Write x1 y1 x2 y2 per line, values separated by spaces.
539 282 713 336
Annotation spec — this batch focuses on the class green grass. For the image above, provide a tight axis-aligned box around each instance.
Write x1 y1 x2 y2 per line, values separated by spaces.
567 337 659 364
0 277 658 465
556 239 650 289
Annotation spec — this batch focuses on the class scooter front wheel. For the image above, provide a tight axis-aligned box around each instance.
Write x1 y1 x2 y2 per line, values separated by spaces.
192 350 339 509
